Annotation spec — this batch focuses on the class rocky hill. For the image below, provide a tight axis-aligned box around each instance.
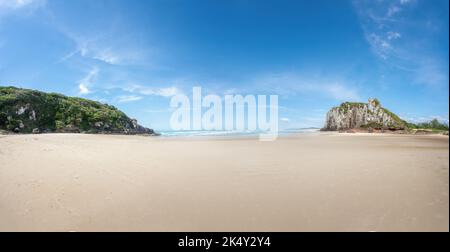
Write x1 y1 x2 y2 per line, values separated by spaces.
0 86 156 135
323 98 407 131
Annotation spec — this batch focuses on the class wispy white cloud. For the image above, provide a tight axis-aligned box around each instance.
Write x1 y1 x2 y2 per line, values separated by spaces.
387 5 401 17
365 33 392 59
116 95 143 103
386 31 401 40
78 84 90 95
57 26 148 66
324 83 361 101
123 84 182 97
353 0 448 87
400 0 412 5
89 48 121 65
78 66 98 95
354 0 413 60
62 35 128 65
251 72 361 101
144 108 171 113
0 0 45 9
0 0 45 18
164 72 361 102
413 58 448 87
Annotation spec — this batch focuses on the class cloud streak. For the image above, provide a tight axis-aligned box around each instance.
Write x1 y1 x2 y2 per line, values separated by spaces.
116 95 143 103
353 0 448 87
0 0 46 18
250 72 361 101
0 0 45 9
123 84 182 97
55 21 150 66
60 32 140 65
78 67 98 95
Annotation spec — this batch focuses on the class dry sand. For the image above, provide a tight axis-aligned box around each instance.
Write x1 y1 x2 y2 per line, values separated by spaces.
0 133 448 231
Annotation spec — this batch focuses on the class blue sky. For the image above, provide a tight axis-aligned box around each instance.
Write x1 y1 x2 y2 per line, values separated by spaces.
0 0 448 130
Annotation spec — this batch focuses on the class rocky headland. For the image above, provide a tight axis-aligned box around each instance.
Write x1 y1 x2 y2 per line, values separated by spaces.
322 98 448 135
0 86 156 135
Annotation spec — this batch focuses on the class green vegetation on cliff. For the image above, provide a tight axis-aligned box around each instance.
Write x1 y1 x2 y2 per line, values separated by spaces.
0 86 154 134
380 107 407 128
337 102 366 114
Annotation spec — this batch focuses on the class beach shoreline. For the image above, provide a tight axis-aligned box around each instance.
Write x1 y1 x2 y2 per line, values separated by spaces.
0 133 448 231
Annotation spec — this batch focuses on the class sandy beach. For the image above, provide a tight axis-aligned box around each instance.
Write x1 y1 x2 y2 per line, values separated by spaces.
0 133 448 231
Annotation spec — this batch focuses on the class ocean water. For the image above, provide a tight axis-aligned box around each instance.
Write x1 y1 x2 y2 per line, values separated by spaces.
157 128 320 137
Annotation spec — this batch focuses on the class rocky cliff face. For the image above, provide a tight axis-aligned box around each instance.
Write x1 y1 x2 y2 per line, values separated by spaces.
0 86 156 135
323 99 406 131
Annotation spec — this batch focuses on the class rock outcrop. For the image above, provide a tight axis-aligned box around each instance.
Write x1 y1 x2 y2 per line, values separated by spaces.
323 98 406 131
0 86 157 135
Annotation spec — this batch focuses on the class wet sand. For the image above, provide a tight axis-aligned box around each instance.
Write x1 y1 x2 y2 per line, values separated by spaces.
0 133 448 231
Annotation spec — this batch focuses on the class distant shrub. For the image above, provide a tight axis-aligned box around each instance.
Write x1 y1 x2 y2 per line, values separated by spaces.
410 119 449 131
372 98 380 107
